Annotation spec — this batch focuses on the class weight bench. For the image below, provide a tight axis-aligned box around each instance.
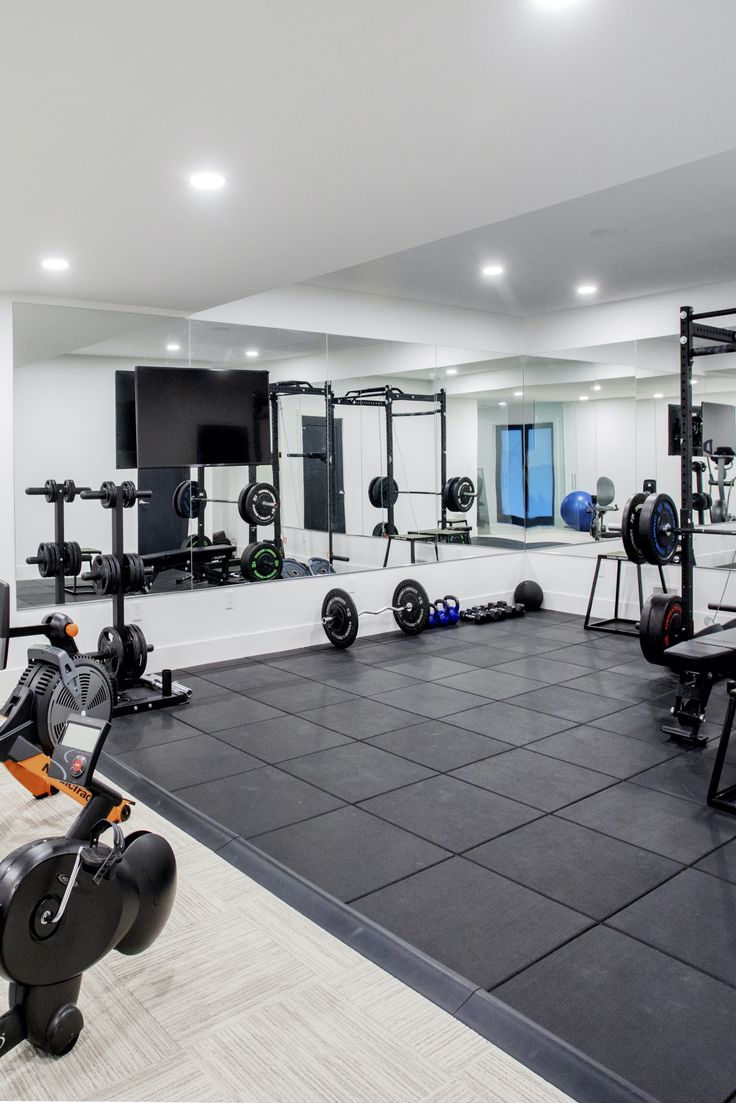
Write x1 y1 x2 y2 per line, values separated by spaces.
662 627 736 747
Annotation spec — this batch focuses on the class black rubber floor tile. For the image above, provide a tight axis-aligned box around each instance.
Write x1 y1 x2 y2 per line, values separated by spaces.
452 748 614 812
279 740 435 802
353 857 591 990
251 805 449 902
265 652 366 678
117 732 261 790
534 624 600 645
186 656 256 674
352 641 428 666
559 780 736 864
177 693 284 732
608 659 681 685
213 714 354 762
475 633 563 657
466 815 681 920
495 925 736 1103
508 685 627 723
171 672 229 700
589 694 692 743
539 643 628 670
360 774 541 852
201 662 303 693
695 837 736 884
435 669 547 701
378 656 479 681
491 656 592 684
175 765 344 836
609 868 736 989
437 642 520 669
300 698 421 738
106 711 204 754
529 725 680 780
630 751 736 805
562 670 669 704
238 679 356 712
450 700 575 744
317 665 422 695
368 720 512 772
376 683 490 719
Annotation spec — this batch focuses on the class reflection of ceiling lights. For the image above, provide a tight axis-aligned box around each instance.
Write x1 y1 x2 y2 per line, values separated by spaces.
534 0 584 10
189 170 226 191
166 342 181 352
498 401 507 407
592 384 602 391
481 264 504 277
41 257 69 271
446 367 458 376
654 393 664 399
579 395 589 401
692 378 699 384
245 349 259 358
577 284 598 296
514 390 523 397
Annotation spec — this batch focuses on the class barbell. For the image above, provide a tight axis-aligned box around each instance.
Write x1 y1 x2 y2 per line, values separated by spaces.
630 492 736 566
172 479 279 527
322 579 430 648
368 475 477 513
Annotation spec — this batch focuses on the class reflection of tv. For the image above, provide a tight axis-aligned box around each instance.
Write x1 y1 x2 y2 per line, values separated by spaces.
115 370 137 469
668 403 702 456
134 367 270 468
702 401 736 456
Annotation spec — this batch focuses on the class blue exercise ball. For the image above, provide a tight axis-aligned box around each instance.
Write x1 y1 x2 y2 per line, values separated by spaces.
560 490 593 532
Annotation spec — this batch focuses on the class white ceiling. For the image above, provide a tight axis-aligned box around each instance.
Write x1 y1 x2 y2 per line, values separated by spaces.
3 0 736 312
310 149 736 315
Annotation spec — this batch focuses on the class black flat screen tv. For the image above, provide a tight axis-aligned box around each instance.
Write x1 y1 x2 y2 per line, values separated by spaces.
134 366 270 468
115 370 137 469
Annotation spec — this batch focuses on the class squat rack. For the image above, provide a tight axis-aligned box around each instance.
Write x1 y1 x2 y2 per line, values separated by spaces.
330 385 448 536
679 304 736 636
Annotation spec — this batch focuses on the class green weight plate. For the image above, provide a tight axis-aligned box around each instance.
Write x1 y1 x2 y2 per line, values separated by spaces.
182 534 213 549
322 589 359 649
621 493 647 564
241 541 283 582
392 578 430 635
639 593 686 665
637 493 679 565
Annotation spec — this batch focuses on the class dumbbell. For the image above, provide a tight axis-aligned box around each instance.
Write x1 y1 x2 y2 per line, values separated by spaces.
322 579 430 649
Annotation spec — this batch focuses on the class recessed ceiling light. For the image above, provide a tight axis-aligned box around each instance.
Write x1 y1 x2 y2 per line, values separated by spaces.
498 401 508 407
592 384 602 392
579 395 589 401
654 393 664 399
41 257 69 272
446 367 458 376
166 342 181 353
534 0 583 9
514 390 524 397
692 378 699 384
189 170 226 191
577 284 598 296
481 264 504 277
245 349 259 358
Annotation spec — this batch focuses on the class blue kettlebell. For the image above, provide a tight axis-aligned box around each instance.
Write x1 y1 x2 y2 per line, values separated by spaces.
427 602 439 628
435 599 450 626
443 595 460 625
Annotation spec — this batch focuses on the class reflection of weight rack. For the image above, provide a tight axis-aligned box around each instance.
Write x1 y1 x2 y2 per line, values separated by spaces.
24 478 93 601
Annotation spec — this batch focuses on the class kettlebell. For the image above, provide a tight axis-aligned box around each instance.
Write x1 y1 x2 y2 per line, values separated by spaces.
427 602 439 628
443 595 460 625
435 599 450 626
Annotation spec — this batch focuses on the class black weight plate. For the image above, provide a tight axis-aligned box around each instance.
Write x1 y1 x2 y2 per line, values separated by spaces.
35 542 59 578
97 626 125 680
308 557 334 575
182 534 213 549
379 477 400 507
392 579 430 635
450 475 475 513
638 493 679 565
61 479 77 503
639 593 686 666
100 480 117 509
368 477 382 509
172 480 203 520
121 623 148 682
441 479 455 511
120 480 137 508
621 493 647 564
242 482 279 526
241 542 283 582
322 589 359 649
63 541 82 578
43 479 59 503
281 558 311 579
372 522 399 537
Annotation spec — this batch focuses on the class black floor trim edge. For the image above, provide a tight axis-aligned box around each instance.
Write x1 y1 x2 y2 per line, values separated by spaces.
101 748 663 1103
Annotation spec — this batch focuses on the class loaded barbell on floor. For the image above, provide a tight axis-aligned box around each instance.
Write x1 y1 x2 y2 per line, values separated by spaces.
322 579 430 648
367 475 477 513
172 479 279 527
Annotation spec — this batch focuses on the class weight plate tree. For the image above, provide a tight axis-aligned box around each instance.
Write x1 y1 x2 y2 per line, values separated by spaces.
240 542 283 582
620 493 648 564
639 593 686 665
322 589 360 648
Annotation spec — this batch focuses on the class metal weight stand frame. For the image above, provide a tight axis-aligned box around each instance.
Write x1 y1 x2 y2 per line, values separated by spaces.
80 483 189 717
584 553 668 637
24 482 94 602
330 386 447 568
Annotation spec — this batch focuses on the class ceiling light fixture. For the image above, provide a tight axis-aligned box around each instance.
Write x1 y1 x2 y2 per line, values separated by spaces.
514 391 524 397
189 170 226 191
41 257 69 272
592 384 602 392
481 264 504 277
534 0 583 10
577 284 598 296
245 348 259 358
498 401 508 407
446 367 458 376
579 395 589 402
166 342 181 353
654 393 664 399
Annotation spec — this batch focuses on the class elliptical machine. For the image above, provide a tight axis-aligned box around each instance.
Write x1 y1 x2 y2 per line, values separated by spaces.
0 580 177 1059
